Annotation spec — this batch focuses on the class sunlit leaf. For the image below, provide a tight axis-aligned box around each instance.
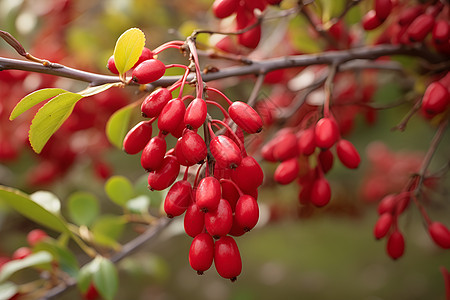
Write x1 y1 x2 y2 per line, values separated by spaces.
78 83 118 97
113 28 146 74
0 186 70 233
93 257 118 300
105 176 134 206
30 191 61 215
0 251 53 282
67 192 100 226
29 92 83 153
0 281 18 299
126 195 150 213
9 88 67 120
106 102 137 149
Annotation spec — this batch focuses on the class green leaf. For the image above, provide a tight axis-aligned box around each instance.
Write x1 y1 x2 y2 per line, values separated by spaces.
78 262 94 293
0 251 53 282
113 28 146 74
105 176 134 206
30 191 61 215
93 257 118 300
78 83 118 97
92 215 125 248
105 102 136 149
126 195 150 213
9 88 67 120
67 192 100 226
0 282 18 299
34 241 79 278
29 92 83 153
0 186 70 233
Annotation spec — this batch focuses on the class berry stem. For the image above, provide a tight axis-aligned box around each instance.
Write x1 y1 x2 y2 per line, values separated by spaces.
219 178 244 197
211 119 245 152
323 63 338 118
152 41 185 55
206 86 233 106
205 100 230 119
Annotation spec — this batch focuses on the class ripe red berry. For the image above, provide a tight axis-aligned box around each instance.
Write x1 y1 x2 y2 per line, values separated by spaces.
228 101 263 134
236 9 261 49
374 0 392 21
220 180 240 212
298 128 316 156
123 121 153 154
428 222 450 249
189 233 215 275
158 99 186 135
377 194 396 215
205 198 233 238
12 247 32 260
132 59 166 84
196 177 222 212
235 195 259 232
214 236 242 281
184 202 205 238
141 135 167 171
231 156 264 193
210 135 242 169
398 6 424 26
274 158 300 185
407 14 434 42
141 88 172 118
421 81 450 118
310 177 331 207
185 98 207 130
147 155 180 191
132 47 154 68
387 230 405 260
336 139 361 169
106 56 119 74
27 229 48 247
314 117 340 149
432 21 450 45
318 149 334 174
174 130 207 166
164 180 192 218
272 131 299 161
212 0 239 19
374 213 393 240
362 10 383 31
83 283 100 300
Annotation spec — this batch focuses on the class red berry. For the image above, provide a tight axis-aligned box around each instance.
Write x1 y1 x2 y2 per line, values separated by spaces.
318 149 334 174
310 177 331 207
387 230 405 260
212 0 239 19
147 155 180 191
314 117 340 149
374 0 392 21
374 213 393 240
421 82 450 118
141 88 172 118
407 14 434 42
274 158 300 185
205 198 233 238
185 98 207 130
428 222 450 249
189 233 215 275
220 180 240 212
214 236 242 281
27 229 48 247
123 121 153 154
377 194 396 215
132 47 154 68
12 247 32 260
132 59 166 84
106 56 119 74
158 99 186 135
236 9 261 49
184 202 205 238
398 6 424 26
196 177 222 212
231 156 264 193
272 131 299 161
432 21 450 45
164 180 192 218
362 10 383 31
228 101 263 134
298 128 316 156
235 195 259 232
141 135 167 171
336 139 361 169
83 283 100 300
210 135 242 169
174 130 207 166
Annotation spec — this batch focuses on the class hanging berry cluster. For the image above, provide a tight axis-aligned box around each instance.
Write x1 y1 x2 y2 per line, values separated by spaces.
118 38 264 281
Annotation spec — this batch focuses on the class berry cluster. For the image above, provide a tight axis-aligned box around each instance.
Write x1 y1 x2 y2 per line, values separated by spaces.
420 72 450 119
121 44 264 280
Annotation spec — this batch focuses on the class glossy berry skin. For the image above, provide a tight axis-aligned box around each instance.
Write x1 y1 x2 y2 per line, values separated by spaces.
407 14 434 42
196 177 221 212
318 149 334 174
362 10 382 31
428 222 450 249
132 47 154 68
421 82 450 118
210 135 242 169
205 198 233 238
212 0 239 19
27 229 48 247
387 230 405 260
158 99 186 135
141 88 172 118
184 202 205 238
214 236 242 281
336 139 361 169
298 128 316 156
141 136 166 171
310 177 331 207
377 194 396 215
228 101 263 134
274 158 300 185
164 180 192 218
272 131 299 161
189 233 215 275
123 121 153 154
12 247 32 260
398 6 424 26
185 98 207 130
235 195 259 232
374 213 393 240
175 130 207 166
132 59 166 84
314 118 340 149
106 56 119 74
231 156 264 193
147 156 180 191
374 0 392 21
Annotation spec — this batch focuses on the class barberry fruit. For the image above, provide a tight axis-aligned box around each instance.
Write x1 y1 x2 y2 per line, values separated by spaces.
185 98 207 130
387 230 405 260
214 236 242 281
228 101 263 134
141 88 172 118
123 121 153 154
428 222 450 249
314 117 339 149
147 155 180 191
141 136 167 171
235 195 259 232
374 213 393 240
210 135 242 169
184 202 205 238
336 139 361 169
27 229 48 247
205 198 233 238
196 177 222 212
189 233 215 275
164 180 192 218
158 99 186 135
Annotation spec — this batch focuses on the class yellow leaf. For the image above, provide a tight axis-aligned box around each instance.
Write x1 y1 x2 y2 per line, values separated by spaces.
113 28 146 75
